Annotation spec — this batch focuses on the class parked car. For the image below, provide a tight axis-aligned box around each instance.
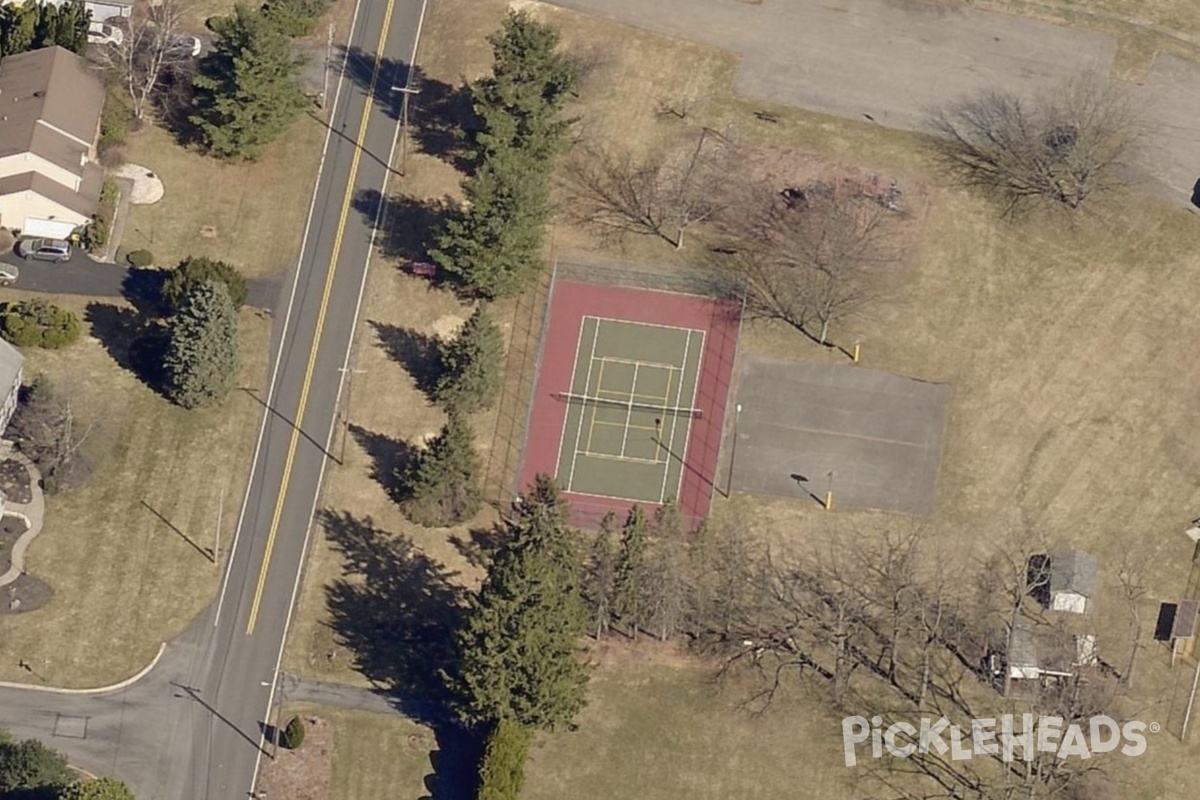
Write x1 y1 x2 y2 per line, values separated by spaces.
0 262 18 286
87 21 124 47
15 238 71 263
167 35 202 57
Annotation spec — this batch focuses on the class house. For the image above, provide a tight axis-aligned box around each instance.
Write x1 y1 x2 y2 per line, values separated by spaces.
0 46 105 240
0 337 23 436
1030 550 1098 614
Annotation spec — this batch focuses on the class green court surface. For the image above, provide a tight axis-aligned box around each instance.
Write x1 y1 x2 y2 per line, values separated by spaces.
555 316 705 504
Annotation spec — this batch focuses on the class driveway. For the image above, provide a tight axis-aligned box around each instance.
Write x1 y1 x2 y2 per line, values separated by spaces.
547 0 1200 203
2 251 283 311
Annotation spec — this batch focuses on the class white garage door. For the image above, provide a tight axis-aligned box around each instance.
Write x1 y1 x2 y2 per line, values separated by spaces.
22 218 77 240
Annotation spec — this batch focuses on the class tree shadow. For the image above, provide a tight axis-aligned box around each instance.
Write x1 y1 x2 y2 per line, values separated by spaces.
348 423 414 502
84 302 169 392
368 319 442 398
449 523 509 571
319 509 465 711
121 267 169 318
157 60 202 148
334 49 477 173
350 188 452 263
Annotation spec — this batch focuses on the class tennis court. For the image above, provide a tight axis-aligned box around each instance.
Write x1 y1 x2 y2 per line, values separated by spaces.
554 316 705 504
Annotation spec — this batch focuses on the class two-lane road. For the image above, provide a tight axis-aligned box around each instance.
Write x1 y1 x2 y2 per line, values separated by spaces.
0 0 426 797
185 0 426 795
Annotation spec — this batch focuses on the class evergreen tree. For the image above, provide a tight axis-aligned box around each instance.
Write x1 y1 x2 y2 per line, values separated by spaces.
471 10 577 164
583 512 618 639
162 256 249 312
0 738 72 796
59 777 137 800
35 1 87 52
448 475 590 730
1 3 39 55
430 12 576 298
190 4 307 160
475 720 532 800
612 505 648 639
163 281 241 409
399 413 482 527
434 304 504 413
261 0 332 37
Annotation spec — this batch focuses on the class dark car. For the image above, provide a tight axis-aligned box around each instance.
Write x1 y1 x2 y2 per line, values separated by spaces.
15 238 71 262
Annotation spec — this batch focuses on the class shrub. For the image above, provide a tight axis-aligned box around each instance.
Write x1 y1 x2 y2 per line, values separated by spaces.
163 256 248 312
261 0 333 37
280 716 306 749
85 179 121 253
476 721 532 800
127 249 154 268
0 300 82 349
99 91 131 149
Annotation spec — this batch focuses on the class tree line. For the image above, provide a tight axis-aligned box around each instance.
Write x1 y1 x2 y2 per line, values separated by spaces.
0 728 135 800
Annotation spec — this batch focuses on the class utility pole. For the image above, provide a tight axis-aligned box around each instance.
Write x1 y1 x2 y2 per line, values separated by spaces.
320 23 335 113
338 359 367 464
726 403 742 496
390 80 420 176
212 487 224 565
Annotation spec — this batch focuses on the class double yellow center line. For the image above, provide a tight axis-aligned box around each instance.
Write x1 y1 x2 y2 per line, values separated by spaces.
245 0 399 636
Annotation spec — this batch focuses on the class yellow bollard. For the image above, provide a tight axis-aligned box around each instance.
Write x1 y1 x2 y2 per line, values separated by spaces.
852 343 861 363
824 491 833 510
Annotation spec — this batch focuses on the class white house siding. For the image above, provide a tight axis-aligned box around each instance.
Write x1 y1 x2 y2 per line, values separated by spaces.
0 152 81 193
0 189 89 231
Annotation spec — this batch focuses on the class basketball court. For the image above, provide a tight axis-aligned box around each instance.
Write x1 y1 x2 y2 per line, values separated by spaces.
554 316 705 504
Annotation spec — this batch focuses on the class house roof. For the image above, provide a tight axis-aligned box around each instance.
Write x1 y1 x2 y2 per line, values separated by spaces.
0 47 105 176
1009 621 1092 674
1048 550 1098 599
0 337 23 401
0 163 103 219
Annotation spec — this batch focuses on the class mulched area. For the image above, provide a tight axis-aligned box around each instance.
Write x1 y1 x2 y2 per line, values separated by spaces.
1 573 53 615
0 459 32 504
0 515 28 575
256 716 334 800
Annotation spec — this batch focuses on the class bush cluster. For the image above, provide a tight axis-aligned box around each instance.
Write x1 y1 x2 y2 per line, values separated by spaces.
0 300 81 349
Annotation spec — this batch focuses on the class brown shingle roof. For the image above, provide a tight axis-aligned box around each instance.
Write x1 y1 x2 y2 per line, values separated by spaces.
0 47 104 177
0 163 103 218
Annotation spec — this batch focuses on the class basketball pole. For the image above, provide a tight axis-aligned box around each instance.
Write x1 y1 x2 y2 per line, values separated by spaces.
825 470 835 510
726 403 742 496
852 341 861 364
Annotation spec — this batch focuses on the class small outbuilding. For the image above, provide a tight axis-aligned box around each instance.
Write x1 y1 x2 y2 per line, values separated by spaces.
1030 550 1098 615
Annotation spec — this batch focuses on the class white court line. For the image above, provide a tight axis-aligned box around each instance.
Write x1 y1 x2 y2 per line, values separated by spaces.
552 316 591 482
578 449 663 465
659 328 696 504
618 362 641 458
664 328 706 504
585 313 704 337
565 318 602 492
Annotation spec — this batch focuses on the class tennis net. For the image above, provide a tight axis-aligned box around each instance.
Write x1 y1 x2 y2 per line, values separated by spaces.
551 391 703 420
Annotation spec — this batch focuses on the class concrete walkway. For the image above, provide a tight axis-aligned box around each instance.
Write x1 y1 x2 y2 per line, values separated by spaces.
0 445 45 588
546 0 1200 203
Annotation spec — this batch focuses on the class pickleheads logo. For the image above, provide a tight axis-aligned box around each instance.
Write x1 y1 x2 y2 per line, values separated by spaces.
841 714 1151 767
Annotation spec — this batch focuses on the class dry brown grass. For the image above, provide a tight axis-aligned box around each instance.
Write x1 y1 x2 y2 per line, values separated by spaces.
120 115 327 279
0 294 269 687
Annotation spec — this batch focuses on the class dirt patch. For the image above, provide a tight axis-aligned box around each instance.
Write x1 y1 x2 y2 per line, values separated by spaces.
256 715 334 800
0 459 32 504
1 572 53 614
430 313 465 340
585 635 699 670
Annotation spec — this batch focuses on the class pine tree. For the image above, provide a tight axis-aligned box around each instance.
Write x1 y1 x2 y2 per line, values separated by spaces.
399 413 482 527
613 505 648 639
430 12 576 298
190 4 307 160
163 281 241 409
475 720 533 800
471 10 577 164
434 304 504 414
35 1 87 52
583 513 618 639
1 4 39 55
448 475 590 730
0 738 72 796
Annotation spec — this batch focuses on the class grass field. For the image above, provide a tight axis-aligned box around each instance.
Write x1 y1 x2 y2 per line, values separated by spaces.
0 294 269 687
120 112 328 279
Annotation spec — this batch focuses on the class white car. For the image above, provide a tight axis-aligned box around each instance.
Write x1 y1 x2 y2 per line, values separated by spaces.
168 35 202 57
87 21 124 47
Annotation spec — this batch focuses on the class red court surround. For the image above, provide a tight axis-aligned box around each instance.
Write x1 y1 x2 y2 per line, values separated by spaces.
517 280 741 530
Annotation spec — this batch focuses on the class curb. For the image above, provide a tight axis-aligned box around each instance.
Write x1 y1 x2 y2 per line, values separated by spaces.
0 642 166 695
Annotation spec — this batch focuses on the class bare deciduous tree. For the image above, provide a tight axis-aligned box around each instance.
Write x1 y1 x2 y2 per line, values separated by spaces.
9 375 93 492
928 75 1142 215
720 187 900 345
563 127 737 250
94 0 193 121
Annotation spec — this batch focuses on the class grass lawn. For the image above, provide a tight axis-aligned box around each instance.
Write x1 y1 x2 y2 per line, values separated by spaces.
0 294 269 687
120 118 328 279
